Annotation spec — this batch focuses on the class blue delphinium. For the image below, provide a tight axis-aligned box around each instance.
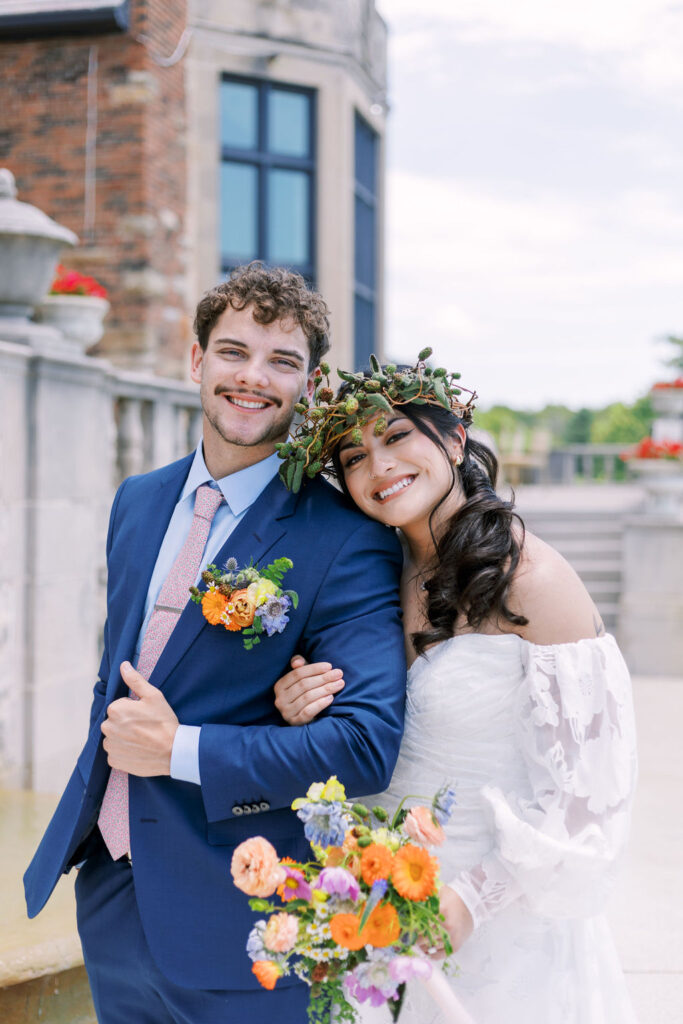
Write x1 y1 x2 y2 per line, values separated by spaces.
256 594 292 636
432 784 456 825
296 801 347 847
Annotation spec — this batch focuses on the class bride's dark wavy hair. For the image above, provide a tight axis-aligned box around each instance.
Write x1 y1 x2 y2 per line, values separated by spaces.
330 375 528 655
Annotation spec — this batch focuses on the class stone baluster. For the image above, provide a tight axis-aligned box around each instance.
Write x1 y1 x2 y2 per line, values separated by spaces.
188 407 203 452
116 397 145 481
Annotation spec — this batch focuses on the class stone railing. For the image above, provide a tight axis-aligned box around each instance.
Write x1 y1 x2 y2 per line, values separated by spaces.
109 370 201 485
543 443 627 484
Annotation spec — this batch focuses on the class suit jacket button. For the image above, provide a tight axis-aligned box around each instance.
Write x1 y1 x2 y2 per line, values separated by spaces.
232 806 243 816
250 803 261 814
243 804 252 814
259 801 270 812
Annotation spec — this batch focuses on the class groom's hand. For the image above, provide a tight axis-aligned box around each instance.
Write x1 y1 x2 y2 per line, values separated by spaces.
101 662 179 776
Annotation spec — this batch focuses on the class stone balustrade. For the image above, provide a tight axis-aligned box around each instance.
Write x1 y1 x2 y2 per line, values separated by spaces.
0 331 200 794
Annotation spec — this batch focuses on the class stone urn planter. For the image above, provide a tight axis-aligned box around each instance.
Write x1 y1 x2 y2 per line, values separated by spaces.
628 457 683 517
34 293 110 352
650 383 683 418
0 168 77 320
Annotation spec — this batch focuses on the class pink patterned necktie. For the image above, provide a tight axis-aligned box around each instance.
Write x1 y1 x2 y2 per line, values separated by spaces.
98 484 224 860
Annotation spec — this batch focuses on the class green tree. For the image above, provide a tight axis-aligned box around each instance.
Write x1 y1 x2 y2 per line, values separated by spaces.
564 407 594 444
590 397 654 444
659 335 683 374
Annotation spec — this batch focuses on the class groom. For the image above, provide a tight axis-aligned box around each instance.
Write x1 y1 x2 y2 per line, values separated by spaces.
24 263 407 1023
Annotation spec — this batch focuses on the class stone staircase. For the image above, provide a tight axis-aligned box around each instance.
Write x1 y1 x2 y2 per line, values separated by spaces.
515 485 646 635
520 510 623 631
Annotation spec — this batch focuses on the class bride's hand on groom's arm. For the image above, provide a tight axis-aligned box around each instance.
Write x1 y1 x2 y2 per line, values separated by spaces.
274 655 345 725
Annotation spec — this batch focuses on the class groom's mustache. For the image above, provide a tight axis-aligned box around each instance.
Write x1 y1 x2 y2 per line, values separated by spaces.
215 386 283 408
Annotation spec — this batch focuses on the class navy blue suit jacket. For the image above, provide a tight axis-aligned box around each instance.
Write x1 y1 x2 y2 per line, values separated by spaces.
24 454 406 990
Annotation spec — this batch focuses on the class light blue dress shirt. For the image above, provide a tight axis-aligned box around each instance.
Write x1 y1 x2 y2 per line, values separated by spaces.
133 444 280 785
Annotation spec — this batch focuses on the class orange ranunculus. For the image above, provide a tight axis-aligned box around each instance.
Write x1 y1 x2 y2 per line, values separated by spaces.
325 846 346 867
329 912 366 951
360 843 394 887
230 837 284 897
392 843 438 902
228 588 257 628
342 831 362 877
363 902 401 947
201 589 228 626
252 960 282 990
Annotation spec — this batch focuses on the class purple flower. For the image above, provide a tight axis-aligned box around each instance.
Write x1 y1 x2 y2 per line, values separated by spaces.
256 594 292 636
246 921 267 962
315 867 360 901
360 877 389 920
343 950 401 1007
280 865 312 903
389 955 432 984
296 801 347 847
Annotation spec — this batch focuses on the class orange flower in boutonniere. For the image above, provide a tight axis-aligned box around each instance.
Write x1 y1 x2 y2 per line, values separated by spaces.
227 588 257 628
190 556 299 650
201 590 228 626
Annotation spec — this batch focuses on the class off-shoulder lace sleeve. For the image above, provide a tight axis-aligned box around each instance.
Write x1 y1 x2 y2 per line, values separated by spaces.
449 635 638 928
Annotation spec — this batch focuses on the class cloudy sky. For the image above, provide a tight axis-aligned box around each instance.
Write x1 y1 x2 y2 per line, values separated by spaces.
375 0 683 408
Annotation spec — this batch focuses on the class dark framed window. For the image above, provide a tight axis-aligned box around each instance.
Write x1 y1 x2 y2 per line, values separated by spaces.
354 113 379 369
219 75 316 283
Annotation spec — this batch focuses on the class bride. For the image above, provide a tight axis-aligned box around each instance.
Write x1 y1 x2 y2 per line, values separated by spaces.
273 358 638 1023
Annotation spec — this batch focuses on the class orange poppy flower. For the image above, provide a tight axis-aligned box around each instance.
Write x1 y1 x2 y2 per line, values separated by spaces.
360 843 394 887
252 960 282 990
392 843 438 901
201 590 228 626
330 912 367 951
363 902 400 947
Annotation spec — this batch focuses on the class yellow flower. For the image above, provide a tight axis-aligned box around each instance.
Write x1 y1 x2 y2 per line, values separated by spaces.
321 776 346 802
312 889 328 903
370 827 401 851
248 578 278 606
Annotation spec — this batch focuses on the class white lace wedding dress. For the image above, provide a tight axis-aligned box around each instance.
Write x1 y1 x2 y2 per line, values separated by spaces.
360 633 638 1024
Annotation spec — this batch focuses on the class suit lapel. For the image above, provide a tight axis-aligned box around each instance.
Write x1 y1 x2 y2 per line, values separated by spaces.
149 474 301 690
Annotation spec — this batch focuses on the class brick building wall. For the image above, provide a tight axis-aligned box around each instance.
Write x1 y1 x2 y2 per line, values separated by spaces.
0 0 190 375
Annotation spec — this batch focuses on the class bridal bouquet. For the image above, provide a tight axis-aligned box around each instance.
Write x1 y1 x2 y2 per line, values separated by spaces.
230 776 459 1023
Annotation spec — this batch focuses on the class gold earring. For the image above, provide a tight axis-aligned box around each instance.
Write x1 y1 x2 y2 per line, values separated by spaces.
455 455 463 466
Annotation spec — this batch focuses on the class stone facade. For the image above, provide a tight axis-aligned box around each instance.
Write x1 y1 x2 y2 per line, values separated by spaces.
1 0 388 377
0 0 190 375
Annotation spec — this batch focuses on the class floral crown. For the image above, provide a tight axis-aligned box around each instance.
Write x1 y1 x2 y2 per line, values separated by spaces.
275 347 477 492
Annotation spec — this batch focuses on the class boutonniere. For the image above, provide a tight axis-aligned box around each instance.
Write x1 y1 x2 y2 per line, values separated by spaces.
190 557 298 650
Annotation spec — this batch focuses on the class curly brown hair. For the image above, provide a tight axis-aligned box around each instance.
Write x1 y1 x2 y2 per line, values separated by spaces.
193 262 330 370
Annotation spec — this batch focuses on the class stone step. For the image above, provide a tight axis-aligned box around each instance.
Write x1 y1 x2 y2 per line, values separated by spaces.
1 966 95 1024
0 790 95 1024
